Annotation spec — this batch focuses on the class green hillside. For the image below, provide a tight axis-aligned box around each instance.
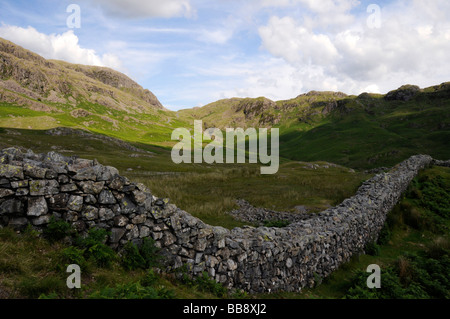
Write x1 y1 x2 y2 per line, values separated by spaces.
1 36 449 170
278 86 450 168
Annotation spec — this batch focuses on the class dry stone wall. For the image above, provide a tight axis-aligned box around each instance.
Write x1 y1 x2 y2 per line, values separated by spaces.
0 147 442 293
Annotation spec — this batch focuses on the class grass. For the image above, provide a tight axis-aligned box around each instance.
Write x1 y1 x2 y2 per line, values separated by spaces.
256 165 450 299
0 225 230 299
2 80 449 171
0 126 369 228
278 92 450 169
137 163 367 227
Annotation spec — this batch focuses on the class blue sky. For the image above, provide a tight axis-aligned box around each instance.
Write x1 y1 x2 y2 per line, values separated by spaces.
1 0 449 110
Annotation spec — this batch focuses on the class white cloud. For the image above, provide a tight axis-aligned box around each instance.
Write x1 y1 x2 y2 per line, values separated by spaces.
89 0 194 19
257 0 450 95
260 0 360 29
0 25 124 70
259 16 339 65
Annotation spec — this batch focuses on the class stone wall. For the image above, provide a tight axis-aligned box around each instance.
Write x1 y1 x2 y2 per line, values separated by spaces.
0 147 442 293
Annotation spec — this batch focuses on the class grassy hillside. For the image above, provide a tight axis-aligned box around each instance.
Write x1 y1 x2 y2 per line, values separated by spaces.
1 37 449 170
278 86 450 168
179 86 450 169
0 127 369 228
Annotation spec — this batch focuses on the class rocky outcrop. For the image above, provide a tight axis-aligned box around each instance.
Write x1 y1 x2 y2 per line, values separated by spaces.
0 147 442 293
0 37 164 112
384 85 421 102
233 97 281 126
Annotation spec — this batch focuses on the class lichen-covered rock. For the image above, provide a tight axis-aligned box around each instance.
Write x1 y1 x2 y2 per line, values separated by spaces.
67 195 83 212
29 180 59 196
0 164 24 179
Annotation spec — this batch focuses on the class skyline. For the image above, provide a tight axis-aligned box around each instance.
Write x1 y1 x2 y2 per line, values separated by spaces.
0 0 449 111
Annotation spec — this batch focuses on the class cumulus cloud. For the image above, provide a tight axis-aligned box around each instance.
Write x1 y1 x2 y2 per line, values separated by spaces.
257 0 450 95
88 0 194 19
259 16 339 65
0 25 123 70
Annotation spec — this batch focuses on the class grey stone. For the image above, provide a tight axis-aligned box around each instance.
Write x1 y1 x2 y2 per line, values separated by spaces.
97 166 119 182
139 225 150 238
0 164 24 179
64 211 79 222
45 170 58 179
132 214 146 224
84 194 97 205
227 259 238 271
78 181 104 194
0 148 437 295
120 197 136 214
67 195 83 212
0 198 23 214
108 175 127 190
58 174 70 184
72 166 99 181
162 232 176 246
83 206 98 221
152 232 163 240
48 193 69 210
0 178 10 187
125 225 139 240
15 188 29 196
29 180 59 196
27 197 48 217
23 164 47 179
10 180 28 189
0 188 14 198
132 190 149 205
9 217 28 229
60 183 78 192
110 227 126 243
44 151 70 163
98 189 116 205
114 215 128 227
194 238 207 252
286 258 293 268
99 207 115 221
32 214 51 226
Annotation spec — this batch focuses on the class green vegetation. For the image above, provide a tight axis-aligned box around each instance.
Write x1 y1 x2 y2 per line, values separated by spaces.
121 238 162 271
177 268 228 298
0 127 369 228
260 165 449 299
43 216 74 242
277 92 450 169
1 166 447 299
2 83 449 170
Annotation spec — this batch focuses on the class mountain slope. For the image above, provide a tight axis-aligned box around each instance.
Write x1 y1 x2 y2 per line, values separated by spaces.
178 84 450 168
0 37 163 113
0 37 193 147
